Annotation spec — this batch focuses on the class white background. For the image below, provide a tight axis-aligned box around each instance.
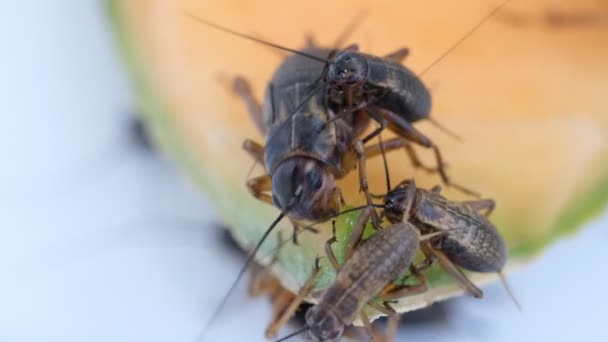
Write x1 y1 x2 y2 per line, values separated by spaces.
1 2 607 342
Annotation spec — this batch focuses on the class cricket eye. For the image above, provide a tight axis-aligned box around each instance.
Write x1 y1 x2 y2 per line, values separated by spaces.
307 171 323 190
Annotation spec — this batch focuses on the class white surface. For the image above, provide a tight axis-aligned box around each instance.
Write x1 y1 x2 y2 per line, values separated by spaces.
1 2 607 342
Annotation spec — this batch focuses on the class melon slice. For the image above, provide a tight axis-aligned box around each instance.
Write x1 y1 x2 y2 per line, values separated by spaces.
107 0 608 323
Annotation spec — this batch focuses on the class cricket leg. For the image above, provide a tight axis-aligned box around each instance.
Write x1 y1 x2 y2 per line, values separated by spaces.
420 243 483 298
343 326 371 342
462 198 496 217
254 272 298 339
242 139 265 181
383 47 410 63
265 259 322 339
289 219 303 246
382 313 400 342
379 268 428 301
246 174 273 205
363 136 438 173
366 302 399 342
332 9 368 49
367 302 399 342
359 311 374 342
248 254 280 297
430 184 442 194
303 32 318 48
248 257 300 339
360 109 388 144
367 301 396 317
374 106 479 197
325 222 342 272
232 76 266 135
345 206 375 261
354 140 381 226
242 139 265 164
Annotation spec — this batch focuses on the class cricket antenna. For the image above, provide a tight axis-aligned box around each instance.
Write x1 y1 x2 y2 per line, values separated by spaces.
428 117 464 142
268 204 385 259
418 0 512 77
281 82 327 129
197 210 287 341
497 271 522 311
377 133 392 192
242 204 384 289
332 8 368 49
275 326 310 342
185 12 330 64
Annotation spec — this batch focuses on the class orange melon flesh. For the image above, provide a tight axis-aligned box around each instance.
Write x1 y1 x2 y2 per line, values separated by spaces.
108 0 608 322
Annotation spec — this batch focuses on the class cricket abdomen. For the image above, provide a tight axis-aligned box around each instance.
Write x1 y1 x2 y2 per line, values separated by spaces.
414 191 507 273
439 218 507 272
364 53 431 123
263 47 364 174
317 222 419 325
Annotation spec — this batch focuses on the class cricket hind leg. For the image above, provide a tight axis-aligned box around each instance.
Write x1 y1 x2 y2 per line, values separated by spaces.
332 9 368 49
379 265 429 301
462 198 496 217
363 136 439 174
300 8 367 53
232 76 266 135
420 243 484 298
383 47 410 63
374 106 479 197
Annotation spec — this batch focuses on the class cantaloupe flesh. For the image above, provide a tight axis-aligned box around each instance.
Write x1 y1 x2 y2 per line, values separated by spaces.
108 0 608 322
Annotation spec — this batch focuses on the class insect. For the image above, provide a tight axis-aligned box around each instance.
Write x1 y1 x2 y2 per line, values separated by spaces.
187 0 512 286
382 178 519 307
266 176 518 341
188 0 514 338
194 14 411 338
188 1 517 211
233 30 399 223
267 210 436 342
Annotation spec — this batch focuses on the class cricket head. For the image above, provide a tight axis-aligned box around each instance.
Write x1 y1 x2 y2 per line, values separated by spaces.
384 179 417 223
271 158 341 221
305 305 344 342
327 51 368 89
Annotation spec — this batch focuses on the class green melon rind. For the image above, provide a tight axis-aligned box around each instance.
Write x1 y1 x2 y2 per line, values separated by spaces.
516 172 608 256
106 0 608 319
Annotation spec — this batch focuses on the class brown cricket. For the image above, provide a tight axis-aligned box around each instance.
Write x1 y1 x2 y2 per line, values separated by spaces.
267 178 518 341
189 2 514 338
382 178 519 307
267 208 435 342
